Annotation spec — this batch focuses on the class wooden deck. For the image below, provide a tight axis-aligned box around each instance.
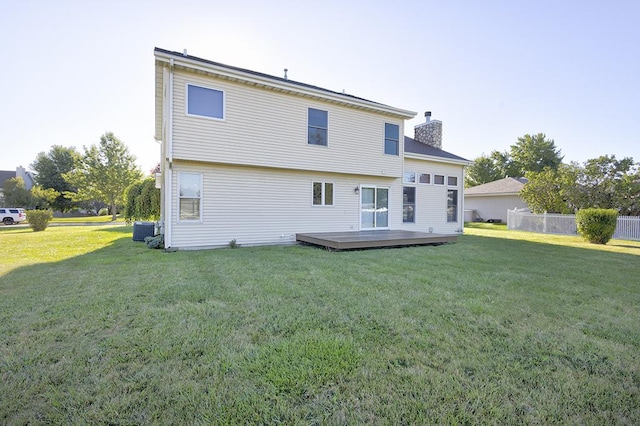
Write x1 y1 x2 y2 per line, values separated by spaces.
296 230 458 250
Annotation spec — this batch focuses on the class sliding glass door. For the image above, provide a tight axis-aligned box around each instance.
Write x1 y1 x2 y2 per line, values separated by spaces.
360 186 389 229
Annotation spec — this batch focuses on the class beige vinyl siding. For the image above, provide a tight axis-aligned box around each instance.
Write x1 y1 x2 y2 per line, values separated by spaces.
401 158 465 234
170 70 404 178
464 195 528 223
169 161 399 249
154 63 165 141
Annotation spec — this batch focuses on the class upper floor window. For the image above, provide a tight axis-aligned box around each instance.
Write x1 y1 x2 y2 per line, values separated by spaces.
403 172 416 184
448 176 458 186
419 173 431 184
312 182 334 206
384 123 399 155
434 174 445 185
186 84 224 120
178 172 202 221
308 108 328 146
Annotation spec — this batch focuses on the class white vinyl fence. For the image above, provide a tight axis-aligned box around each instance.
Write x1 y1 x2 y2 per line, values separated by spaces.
507 210 640 241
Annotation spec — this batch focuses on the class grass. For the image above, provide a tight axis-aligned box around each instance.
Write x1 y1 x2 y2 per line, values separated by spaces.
1 225 639 424
50 215 126 223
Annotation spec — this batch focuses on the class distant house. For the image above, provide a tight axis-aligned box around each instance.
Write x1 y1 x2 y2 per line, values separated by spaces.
464 177 528 222
0 166 35 205
154 48 470 249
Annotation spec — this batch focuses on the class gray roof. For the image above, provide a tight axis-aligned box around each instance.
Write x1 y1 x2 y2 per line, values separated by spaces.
465 177 528 195
404 136 470 163
0 170 16 186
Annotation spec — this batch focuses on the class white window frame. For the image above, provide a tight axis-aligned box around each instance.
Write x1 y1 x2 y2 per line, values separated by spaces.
403 171 416 184
384 123 400 156
185 83 225 121
312 181 334 206
447 175 459 187
434 174 445 185
403 186 416 223
307 108 329 146
447 189 459 223
178 172 203 222
419 173 431 185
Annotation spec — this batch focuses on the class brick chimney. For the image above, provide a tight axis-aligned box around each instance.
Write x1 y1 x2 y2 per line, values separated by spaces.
414 111 442 149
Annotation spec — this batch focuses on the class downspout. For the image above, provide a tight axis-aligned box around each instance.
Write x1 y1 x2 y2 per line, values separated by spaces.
460 166 466 234
164 59 174 248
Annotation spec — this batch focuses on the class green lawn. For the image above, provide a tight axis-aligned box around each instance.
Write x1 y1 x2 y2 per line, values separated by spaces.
1 225 639 424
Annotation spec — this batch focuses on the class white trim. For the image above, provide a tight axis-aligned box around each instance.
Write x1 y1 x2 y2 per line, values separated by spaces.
404 152 472 166
402 185 416 224
185 83 226 121
418 172 432 185
311 181 335 207
155 50 417 119
307 107 329 146
383 122 400 156
402 171 416 184
447 188 460 223
177 172 204 223
359 185 391 230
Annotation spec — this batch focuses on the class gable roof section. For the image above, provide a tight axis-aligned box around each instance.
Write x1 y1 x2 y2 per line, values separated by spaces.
154 48 417 140
403 136 470 165
465 177 528 196
0 170 16 186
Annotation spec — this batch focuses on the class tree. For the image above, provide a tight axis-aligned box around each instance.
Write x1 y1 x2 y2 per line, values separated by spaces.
30 145 81 212
520 164 580 214
466 133 563 187
465 150 519 187
575 155 640 215
2 177 32 207
30 186 60 210
510 133 563 176
124 178 160 223
64 132 142 221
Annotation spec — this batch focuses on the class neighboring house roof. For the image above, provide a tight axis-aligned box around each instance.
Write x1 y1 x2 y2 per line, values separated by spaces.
404 136 471 165
465 177 528 196
0 170 15 186
154 48 417 140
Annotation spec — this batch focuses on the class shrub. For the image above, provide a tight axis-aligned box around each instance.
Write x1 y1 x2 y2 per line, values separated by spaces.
144 234 164 249
26 210 53 232
576 208 618 244
124 178 160 224
98 208 109 216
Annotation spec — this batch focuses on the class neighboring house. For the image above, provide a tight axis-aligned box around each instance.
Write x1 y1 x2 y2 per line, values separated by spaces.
154 48 470 249
464 177 529 222
0 166 35 205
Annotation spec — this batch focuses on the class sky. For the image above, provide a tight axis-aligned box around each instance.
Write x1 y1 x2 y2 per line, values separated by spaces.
1 0 638 174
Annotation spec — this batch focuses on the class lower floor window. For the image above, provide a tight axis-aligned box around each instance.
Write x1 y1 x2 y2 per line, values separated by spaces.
313 182 334 206
447 189 458 222
179 172 202 221
403 186 415 223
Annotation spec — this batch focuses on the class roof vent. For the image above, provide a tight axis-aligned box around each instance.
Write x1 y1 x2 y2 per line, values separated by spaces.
183 49 188 56
284 68 288 80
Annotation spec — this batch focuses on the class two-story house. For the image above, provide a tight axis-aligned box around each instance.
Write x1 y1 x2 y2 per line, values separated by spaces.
154 48 470 249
